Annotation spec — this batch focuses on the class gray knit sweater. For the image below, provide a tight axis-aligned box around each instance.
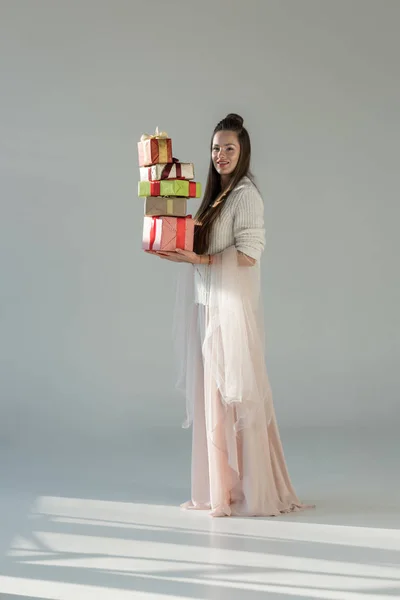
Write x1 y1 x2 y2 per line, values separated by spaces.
194 176 265 305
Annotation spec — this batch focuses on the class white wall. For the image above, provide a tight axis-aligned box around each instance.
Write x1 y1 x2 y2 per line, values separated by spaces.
1 0 399 448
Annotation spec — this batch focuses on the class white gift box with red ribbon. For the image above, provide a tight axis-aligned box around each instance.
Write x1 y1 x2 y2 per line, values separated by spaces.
140 159 195 182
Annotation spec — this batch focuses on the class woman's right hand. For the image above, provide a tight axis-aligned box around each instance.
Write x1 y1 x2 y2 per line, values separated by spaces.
146 249 205 264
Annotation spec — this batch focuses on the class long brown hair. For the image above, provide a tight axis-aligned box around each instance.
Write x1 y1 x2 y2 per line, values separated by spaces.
194 113 252 255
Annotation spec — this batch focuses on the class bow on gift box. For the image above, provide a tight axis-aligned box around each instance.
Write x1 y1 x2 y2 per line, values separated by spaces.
140 127 169 142
161 157 184 179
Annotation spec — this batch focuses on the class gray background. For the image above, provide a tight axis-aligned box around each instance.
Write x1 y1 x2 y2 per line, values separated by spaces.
1 0 399 451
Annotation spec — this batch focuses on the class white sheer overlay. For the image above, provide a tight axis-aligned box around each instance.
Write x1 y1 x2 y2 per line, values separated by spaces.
174 245 273 433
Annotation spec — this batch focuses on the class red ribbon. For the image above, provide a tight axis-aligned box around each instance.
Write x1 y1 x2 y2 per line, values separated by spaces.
189 181 197 197
177 215 192 249
161 157 184 180
150 181 161 196
176 217 186 250
149 216 158 250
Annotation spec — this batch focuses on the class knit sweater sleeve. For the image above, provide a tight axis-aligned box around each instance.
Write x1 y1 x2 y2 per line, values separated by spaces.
232 184 266 261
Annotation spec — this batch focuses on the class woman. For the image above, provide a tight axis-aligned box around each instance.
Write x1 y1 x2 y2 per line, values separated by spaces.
148 113 313 517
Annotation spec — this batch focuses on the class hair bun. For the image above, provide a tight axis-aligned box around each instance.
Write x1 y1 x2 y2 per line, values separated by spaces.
225 113 244 127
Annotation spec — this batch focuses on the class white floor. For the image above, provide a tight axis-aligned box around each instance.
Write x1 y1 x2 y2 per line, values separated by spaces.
0 425 399 600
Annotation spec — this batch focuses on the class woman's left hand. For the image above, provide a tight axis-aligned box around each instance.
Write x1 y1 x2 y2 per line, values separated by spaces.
146 249 201 264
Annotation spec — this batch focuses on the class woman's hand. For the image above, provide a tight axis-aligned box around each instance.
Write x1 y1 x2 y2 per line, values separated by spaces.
146 249 203 264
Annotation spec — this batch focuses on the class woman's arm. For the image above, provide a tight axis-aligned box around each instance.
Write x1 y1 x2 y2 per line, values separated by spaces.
148 247 256 266
147 186 264 267
194 251 254 266
232 185 265 267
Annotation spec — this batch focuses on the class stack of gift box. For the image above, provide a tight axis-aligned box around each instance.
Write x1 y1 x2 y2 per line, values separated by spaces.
138 128 201 252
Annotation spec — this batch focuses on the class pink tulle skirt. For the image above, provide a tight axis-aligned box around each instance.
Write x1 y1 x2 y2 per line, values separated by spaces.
181 304 314 518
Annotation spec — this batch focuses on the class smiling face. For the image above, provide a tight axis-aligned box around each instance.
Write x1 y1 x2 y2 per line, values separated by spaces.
211 130 241 178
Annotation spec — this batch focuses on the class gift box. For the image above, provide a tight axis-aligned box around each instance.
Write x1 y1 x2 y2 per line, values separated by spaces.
138 128 173 167
140 160 194 182
138 180 201 198
143 215 195 251
144 196 187 217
